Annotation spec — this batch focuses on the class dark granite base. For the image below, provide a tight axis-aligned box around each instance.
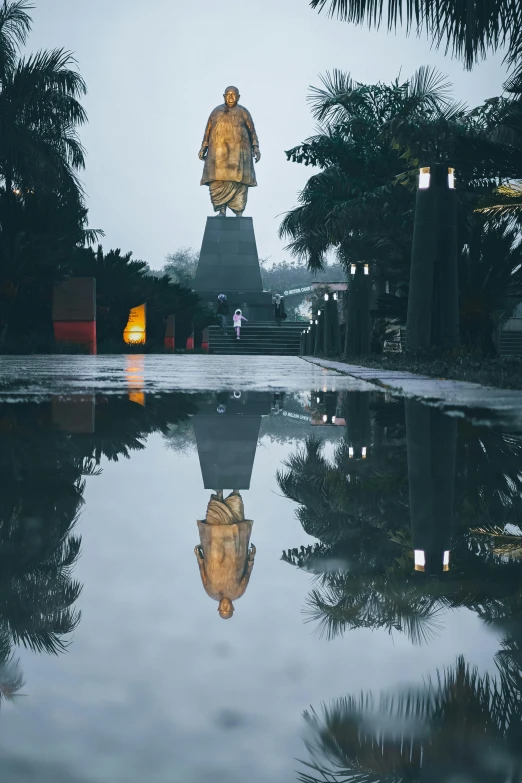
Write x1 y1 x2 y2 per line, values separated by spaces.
194 216 272 321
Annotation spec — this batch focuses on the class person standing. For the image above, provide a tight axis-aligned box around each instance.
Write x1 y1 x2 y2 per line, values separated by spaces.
273 294 286 326
233 309 247 340
216 294 229 335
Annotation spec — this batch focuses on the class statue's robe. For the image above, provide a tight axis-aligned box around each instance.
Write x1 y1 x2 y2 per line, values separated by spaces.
195 492 255 602
200 104 259 213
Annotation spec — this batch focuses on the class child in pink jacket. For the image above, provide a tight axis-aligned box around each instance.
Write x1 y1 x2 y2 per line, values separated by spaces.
233 309 247 340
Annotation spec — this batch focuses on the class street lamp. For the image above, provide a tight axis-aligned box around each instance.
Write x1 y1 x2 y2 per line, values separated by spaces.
407 163 459 351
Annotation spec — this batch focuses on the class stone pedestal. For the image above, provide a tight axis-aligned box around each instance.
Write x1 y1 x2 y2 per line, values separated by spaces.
193 392 271 490
193 216 272 321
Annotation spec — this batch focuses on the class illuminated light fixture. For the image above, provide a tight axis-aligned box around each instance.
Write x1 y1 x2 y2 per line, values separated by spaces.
324 293 329 301
362 446 367 458
309 319 313 325
364 264 369 275
315 319 318 325
448 167 455 189
331 415 336 423
443 550 450 572
322 414 328 422
233 391 242 399
350 264 356 275
123 303 146 345
317 310 321 316
316 396 320 403
349 446 354 458
414 550 426 572
333 293 338 300
419 166 430 189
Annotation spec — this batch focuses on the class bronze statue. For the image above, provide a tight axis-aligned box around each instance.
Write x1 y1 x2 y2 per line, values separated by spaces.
199 86 261 217
194 490 255 618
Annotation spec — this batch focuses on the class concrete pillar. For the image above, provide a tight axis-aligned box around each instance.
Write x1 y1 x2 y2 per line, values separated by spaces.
164 314 175 351
407 164 459 352
52 277 96 354
345 264 371 356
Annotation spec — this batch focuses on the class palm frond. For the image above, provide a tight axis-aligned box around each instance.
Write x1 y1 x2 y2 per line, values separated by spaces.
309 0 515 69
0 0 32 78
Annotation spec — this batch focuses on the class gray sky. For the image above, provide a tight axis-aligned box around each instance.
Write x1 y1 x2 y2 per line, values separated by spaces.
30 0 507 270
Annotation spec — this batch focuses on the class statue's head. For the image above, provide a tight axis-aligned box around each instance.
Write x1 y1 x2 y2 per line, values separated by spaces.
224 86 239 108
218 597 234 619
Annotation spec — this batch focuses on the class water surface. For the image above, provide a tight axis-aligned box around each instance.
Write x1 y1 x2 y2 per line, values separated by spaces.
0 366 521 782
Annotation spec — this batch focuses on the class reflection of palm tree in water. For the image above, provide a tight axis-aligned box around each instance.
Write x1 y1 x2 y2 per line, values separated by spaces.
0 403 86 700
279 394 522 651
195 490 256 619
297 656 522 783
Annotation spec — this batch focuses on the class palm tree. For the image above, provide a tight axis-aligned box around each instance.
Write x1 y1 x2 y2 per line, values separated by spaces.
280 67 457 273
0 1 98 344
0 184 101 342
297 656 522 783
308 0 522 78
0 1 87 194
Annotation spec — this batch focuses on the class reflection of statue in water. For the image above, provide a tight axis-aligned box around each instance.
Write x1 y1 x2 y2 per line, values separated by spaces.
198 86 261 216
194 490 255 619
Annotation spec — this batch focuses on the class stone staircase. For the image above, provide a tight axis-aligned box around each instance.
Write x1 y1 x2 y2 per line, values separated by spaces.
208 322 305 355
500 331 522 356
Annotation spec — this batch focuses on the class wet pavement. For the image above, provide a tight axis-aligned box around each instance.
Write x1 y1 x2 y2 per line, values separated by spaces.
0 355 522 782
0 355 373 396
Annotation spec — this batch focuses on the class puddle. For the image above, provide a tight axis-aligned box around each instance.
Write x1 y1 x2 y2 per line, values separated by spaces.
0 386 521 781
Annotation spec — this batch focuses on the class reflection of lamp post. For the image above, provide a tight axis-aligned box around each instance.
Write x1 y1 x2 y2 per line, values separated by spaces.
406 400 456 575
407 164 458 351
345 392 371 459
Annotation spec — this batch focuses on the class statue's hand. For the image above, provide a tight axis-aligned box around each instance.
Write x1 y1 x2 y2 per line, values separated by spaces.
249 543 256 559
253 146 261 163
194 545 204 559
198 145 208 160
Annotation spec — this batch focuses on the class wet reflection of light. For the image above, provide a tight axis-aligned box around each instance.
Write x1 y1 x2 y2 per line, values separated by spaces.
414 550 426 572
443 550 450 572
331 415 336 423
322 414 328 423
126 355 145 406
362 446 367 458
349 447 354 458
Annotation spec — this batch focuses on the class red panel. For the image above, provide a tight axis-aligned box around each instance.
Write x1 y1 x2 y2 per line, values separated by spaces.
54 320 97 355
186 336 194 350
164 336 175 350
202 342 209 352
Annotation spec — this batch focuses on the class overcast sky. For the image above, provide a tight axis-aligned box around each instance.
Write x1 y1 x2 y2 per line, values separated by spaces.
29 0 507 270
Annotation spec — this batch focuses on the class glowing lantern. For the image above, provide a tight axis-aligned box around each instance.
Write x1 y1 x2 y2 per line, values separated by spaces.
123 304 146 345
